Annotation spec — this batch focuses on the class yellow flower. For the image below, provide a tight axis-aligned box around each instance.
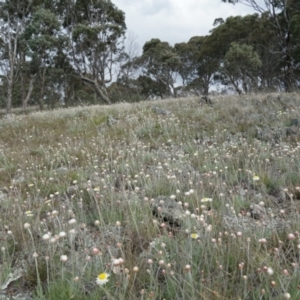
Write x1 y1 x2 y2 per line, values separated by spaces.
190 233 199 239
25 211 33 217
253 175 260 181
201 197 212 203
96 272 110 286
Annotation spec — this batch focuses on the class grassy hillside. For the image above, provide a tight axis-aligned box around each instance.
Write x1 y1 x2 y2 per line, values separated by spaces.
0 93 300 299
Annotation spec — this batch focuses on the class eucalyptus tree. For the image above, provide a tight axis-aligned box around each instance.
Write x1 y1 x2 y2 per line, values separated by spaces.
175 36 220 95
290 3 300 85
221 0 300 91
174 41 196 87
246 12 282 90
0 0 35 113
136 75 168 99
189 36 220 95
21 8 64 110
207 13 282 92
203 15 257 93
139 38 180 98
63 0 126 104
207 14 262 55
220 42 262 94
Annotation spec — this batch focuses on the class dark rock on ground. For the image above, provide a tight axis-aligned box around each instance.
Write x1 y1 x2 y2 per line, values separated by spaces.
151 196 183 228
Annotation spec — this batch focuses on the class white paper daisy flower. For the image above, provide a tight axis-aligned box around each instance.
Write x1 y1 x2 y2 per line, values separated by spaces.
96 272 110 286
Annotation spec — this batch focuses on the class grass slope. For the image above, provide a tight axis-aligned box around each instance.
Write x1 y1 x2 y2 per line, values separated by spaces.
0 93 300 299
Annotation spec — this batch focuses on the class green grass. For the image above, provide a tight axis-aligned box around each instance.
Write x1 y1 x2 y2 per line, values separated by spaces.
0 93 300 299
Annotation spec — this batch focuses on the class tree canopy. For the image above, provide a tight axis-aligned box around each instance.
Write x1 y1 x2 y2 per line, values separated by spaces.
0 0 299 112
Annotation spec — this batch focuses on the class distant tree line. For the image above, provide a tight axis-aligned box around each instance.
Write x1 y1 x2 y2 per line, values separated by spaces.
0 0 299 113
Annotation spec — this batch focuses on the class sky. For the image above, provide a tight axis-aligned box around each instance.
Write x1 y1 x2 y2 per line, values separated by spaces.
113 0 261 53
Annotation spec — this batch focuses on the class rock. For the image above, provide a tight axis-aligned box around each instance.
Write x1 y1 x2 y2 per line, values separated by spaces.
151 196 183 228
151 106 171 115
107 115 118 126
255 126 272 141
12 175 25 185
222 190 293 231
290 119 299 126
0 191 7 201
223 212 291 233
55 166 68 174
285 119 300 141
286 125 299 136
67 184 79 195
255 126 286 143
0 268 33 300
249 204 266 220
1 268 23 290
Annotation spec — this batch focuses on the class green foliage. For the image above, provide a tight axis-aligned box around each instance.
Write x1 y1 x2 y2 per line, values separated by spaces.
22 8 61 54
0 0 127 110
225 43 262 72
67 0 126 104
107 81 143 103
221 0 300 91
136 75 168 98
139 39 180 97
1 0 300 111
176 35 220 94
221 42 262 93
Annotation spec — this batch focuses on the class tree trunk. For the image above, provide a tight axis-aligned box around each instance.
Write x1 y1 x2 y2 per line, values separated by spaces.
242 75 248 94
5 14 19 114
38 68 46 110
227 72 242 95
22 76 35 112
63 76 70 108
168 83 176 97
19 52 27 105
203 82 209 95
283 41 295 92
6 31 16 114
94 80 111 104
39 83 44 110
6 74 13 115
20 73 25 106
81 75 111 104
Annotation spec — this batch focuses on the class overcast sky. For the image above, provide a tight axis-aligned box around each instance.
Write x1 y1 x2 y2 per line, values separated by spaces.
113 0 261 52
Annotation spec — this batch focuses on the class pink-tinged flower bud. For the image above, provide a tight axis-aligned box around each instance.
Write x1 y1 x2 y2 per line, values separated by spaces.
92 247 100 255
271 281 276 287
184 264 191 272
133 266 139 272
159 260 165 266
